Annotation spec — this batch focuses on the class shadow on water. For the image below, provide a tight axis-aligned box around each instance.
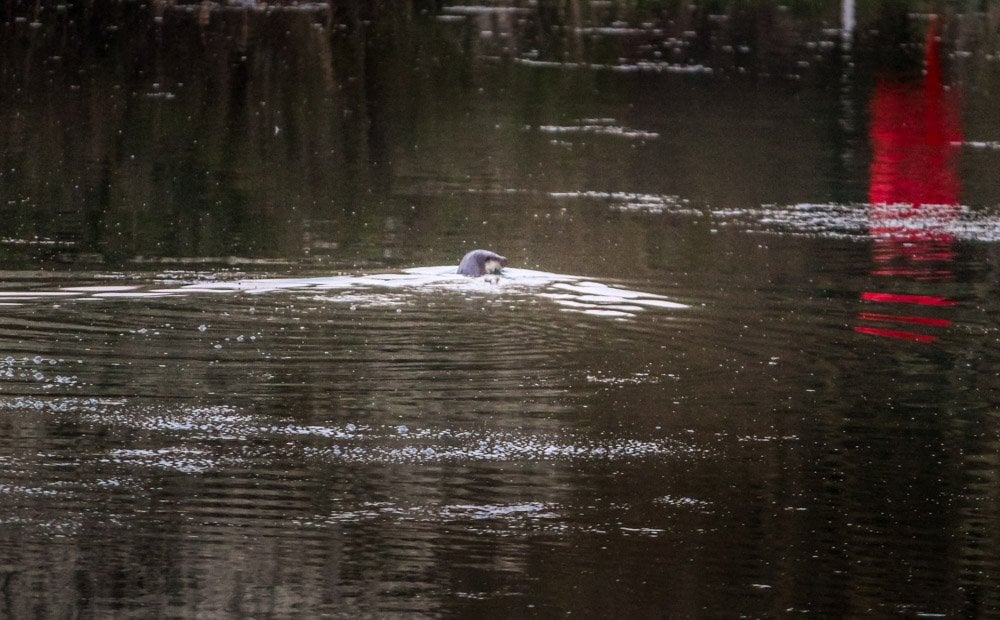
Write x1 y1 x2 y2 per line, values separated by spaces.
1 1 1000 617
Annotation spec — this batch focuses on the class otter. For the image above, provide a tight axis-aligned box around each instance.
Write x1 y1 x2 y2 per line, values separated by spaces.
457 249 508 277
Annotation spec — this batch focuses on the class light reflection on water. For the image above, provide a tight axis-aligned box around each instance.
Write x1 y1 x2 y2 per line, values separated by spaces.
1 1 1000 617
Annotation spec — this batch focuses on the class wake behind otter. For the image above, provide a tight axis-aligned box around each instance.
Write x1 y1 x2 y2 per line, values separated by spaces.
0 265 686 320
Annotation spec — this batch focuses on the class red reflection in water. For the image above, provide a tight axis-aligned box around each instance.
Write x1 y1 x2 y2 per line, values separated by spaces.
860 292 957 307
857 312 952 328
858 16 961 343
854 326 939 344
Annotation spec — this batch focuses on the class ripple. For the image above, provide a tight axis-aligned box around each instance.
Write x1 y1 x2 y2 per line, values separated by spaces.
303 427 704 465
438 502 558 520
586 371 665 385
653 495 713 511
956 140 1000 150
532 120 659 140
0 483 65 497
441 5 532 15
550 190 695 214
736 202 1000 242
103 447 225 474
545 189 1000 242
513 57 713 74
2 396 705 469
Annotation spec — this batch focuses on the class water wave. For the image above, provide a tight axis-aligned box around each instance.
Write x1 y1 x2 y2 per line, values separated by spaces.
0 266 688 320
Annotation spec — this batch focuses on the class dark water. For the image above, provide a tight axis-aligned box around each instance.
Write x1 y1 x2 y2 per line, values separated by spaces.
2 1 1000 616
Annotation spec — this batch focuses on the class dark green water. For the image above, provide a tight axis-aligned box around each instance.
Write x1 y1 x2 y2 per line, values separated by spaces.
1 1 999 616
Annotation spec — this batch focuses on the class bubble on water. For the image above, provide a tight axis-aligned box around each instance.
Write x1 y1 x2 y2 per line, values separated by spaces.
236 335 245 342
396 425 409 434
213 344 222 350
33 356 43 364
198 324 208 332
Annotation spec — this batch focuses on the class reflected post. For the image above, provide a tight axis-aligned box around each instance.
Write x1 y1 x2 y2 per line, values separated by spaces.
856 15 962 343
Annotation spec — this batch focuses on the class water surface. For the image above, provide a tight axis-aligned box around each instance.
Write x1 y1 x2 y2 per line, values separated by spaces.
2 1 1000 616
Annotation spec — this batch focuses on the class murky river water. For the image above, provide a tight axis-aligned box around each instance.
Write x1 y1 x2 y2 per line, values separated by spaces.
2 1 1000 616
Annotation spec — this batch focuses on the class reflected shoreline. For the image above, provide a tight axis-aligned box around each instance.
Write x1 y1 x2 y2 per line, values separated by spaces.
6 1 994 269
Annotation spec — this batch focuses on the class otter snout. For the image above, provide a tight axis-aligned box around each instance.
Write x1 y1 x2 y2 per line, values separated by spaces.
458 249 508 277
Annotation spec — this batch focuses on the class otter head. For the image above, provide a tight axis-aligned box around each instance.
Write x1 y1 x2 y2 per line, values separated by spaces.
457 249 508 277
